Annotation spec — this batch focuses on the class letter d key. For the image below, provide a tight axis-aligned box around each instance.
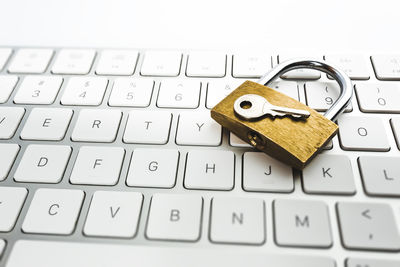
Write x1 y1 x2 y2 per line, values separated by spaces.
211 58 353 169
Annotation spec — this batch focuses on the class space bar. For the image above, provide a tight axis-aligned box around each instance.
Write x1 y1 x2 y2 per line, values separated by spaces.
6 240 335 267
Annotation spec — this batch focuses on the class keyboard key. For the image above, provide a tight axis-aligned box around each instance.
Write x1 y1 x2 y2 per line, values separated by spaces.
0 48 12 70
356 83 400 113
84 191 143 238
8 49 53 74
338 116 390 151
157 80 201 108
0 187 27 231
229 132 251 147
176 111 222 146
14 145 71 183
61 77 108 106
140 51 182 76
371 55 400 80
0 239 5 257
96 50 138 75
210 197 265 244
232 53 271 78
390 117 400 149
52 49 96 74
108 78 154 107
346 258 400 267
358 156 400 197
243 152 294 193
184 150 234 190
123 110 172 144
0 107 25 139
20 108 73 141
0 75 18 103
126 149 179 188
0 144 19 181
274 199 332 248
324 54 370 80
146 193 203 241
269 81 299 101
305 82 352 112
71 109 122 142
70 146 125 185
6 240 336 267
186 52 226 77
206 79 244 109
22 188 84 235
278 54 321 79
337 202 400 251
14 76 63 104
302 154 356 195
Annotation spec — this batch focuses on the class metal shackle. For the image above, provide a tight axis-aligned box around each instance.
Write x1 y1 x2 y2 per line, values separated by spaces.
257 58 353 121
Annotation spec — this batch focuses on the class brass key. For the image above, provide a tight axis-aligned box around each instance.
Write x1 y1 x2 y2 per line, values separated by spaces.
211 58 353 169
234 94 310 120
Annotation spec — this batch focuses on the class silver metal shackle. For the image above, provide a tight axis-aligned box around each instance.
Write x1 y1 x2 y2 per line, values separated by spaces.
257 58 353 121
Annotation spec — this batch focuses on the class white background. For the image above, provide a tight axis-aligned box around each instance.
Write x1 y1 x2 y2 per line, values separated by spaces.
0 0 398 52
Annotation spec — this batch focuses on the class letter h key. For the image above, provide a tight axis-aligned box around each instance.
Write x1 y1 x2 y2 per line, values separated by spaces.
211 59 353 169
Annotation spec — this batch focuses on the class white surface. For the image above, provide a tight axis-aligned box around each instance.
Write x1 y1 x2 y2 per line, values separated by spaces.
176 112 222 146
0 76 18 103
0 144 19 181
14 145 71 183
96 50 138 75
274 199 333 247
123 110 172 144
243 152 294 192
0 187 27 231
146 193 203 241
20 108 72 141
337 202 400 250
302 154 356 195
8 49 53 74
108 78 154 107
1 0 399 52
157 80 201 108
126 149 179 188
61 77 108 106
5 240 336 267
84 191 143 238
70 146 125 185
22 188 84 235
71 109 122 142
52 49 95 74
186 52 226 77
210 197 265 244
0 107 25 139
184 150 234 190
14 76 63 104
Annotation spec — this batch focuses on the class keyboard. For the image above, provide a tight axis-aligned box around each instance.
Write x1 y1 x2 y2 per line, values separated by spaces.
0 47 399 267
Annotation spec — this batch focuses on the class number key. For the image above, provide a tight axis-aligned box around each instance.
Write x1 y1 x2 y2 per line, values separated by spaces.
14 76 63 104
157 80 200 108
108 78 154 107
305 82 352 112
356 83 400 113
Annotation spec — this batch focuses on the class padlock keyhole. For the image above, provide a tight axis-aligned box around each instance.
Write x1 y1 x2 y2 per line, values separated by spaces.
248 131 265 149
240 100 252 109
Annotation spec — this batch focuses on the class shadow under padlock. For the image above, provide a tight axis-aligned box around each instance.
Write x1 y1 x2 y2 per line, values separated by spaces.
211 59 353 170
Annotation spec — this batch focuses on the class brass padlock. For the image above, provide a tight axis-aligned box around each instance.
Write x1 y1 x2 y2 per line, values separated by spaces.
211 59 353 169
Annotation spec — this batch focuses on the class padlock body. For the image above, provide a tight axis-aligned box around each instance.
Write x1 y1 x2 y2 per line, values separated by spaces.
211 81 338 169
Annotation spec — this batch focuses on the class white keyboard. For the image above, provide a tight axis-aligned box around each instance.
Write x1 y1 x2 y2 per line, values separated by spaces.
0 47 399 267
